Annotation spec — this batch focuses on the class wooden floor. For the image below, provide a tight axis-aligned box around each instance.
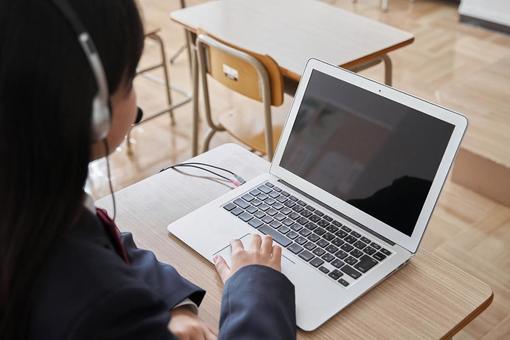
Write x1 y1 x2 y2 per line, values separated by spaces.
88 1 510 338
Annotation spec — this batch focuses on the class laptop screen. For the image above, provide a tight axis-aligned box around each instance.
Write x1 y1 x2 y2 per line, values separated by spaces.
280 70 455 237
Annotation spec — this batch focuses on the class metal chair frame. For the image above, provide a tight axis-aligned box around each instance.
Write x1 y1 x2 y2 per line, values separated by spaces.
196 34 275 160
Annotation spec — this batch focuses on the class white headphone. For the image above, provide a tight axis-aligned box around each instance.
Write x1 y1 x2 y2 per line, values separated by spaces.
50 0 111 142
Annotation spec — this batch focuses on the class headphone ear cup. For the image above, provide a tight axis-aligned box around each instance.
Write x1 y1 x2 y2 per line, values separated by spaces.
91 94 111 141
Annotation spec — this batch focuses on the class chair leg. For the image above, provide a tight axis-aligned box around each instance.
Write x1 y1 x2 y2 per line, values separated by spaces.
150 33 175 125
202 128 217 153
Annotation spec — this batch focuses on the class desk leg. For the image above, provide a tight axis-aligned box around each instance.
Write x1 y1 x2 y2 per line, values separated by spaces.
382 54 392 86
188 31 199 157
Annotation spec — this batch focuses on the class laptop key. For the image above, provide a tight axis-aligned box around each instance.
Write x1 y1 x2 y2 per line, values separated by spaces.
306 205 315 212
326 225 338 233
299 228 311 237
371 242 381 250
289 212 300 220
335 250 348 259
272 202 284 210
322 253 334 262
328 269 342 280
323 232 335 241
338 278 349 287
287 231 298 239
315 227 326 236
308 234 320 242
292 205 304 213
350 249 363 258
341 226 352 232
319 266 330 274
335 230 348 238
246 206 257 214
284 200 296 208
258 225 292 247
262 216 273 224
373 252 387 261
351 231 361 238
258 193 269 201
296 236 307 245
326 245 338 254
313 248 326 256
332 259 344 268
288 243 303 254
276 195 288 203
304 242 316 251
332 238 344 247
266 209 278 216
333 220 342 227
249 189 261 196
316 239 328 248
317 220 330 228
341 265 362 279
341 244 354 252
344 235 357 244
324 215 333 222
239 212 252 222
345 256 357 265
281 191 290 197
355 255 378 273
223 203 236 211
290 223 303 232
297 200 307 206
361 236 371 244
353 241 367 250
275 213 286 221
270 220 282 229
264 182 274 188
234 198 250 209
363 246 376 255
309 215 321 223
258 204 270 211
282 218 294 226
310 257 324 267
278 226 290 234
289 195 298 201
242 194 255 202
248 219 263 229
301 210 312 217
306 222 317 230
251 199 262 206
265 198 276 205
281 208 292 215
258 185 272 194
231 207 243 216
315 211 324 217
298 250 314 262
269 191 280 198
272 185 281 191
297 217 308 225
254 211 265 219
381 248 392 256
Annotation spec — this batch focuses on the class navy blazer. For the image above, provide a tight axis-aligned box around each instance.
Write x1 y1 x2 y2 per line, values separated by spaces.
28 208 296 339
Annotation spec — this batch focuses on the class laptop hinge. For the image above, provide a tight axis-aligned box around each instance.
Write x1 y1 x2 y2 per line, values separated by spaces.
278 179 396 246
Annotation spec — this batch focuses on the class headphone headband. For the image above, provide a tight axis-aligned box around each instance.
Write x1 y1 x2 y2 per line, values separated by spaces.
49 0 111 141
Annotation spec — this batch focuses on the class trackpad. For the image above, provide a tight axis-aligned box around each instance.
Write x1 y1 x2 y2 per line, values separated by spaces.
213 233 295 268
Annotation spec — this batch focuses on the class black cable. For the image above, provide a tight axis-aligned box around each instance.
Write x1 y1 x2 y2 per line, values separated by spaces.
169 164 231 182
103 139 117 221
179 162 237 176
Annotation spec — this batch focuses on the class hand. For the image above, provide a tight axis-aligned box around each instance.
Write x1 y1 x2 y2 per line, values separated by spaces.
214 234 282 284
168 306 217 340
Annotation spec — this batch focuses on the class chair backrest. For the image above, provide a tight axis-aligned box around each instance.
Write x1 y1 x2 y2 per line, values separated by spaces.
197 32 284 107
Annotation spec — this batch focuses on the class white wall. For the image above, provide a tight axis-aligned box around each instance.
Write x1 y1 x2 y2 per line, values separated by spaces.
459 0 510 27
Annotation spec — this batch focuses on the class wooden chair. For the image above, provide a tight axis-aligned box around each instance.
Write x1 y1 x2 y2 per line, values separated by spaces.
195 33 285 160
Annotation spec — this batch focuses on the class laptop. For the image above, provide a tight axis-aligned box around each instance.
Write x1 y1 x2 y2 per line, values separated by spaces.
167 59 467 331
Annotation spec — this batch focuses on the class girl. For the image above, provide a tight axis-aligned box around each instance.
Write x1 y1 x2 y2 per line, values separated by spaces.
0 0 296 339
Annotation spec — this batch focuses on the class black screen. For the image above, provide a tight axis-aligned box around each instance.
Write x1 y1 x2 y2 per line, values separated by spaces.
280 70 454 236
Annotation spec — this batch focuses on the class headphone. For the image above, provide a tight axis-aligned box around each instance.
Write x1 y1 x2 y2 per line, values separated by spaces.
49 0 144 142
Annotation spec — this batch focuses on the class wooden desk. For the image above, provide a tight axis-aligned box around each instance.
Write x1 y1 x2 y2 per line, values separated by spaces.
97 144 493 339
170 0 414 156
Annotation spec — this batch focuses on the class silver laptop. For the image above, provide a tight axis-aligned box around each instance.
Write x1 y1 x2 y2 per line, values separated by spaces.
167 59 467 331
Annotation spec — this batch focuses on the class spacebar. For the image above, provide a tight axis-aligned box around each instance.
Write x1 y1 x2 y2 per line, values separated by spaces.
258 226 292 247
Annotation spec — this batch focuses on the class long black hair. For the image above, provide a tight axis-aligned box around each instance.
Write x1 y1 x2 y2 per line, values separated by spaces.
0 0 144 337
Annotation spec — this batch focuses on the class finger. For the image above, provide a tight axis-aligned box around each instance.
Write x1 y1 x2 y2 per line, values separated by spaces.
213 255 230 283
250 234 262 251
261 235 273 255
231 239 244 253
272 245 282 267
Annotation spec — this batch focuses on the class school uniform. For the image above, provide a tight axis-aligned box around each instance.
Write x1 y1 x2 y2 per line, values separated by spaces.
28 198 296 339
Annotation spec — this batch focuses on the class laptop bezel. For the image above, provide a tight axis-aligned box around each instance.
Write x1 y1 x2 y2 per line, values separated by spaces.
270 58 467 254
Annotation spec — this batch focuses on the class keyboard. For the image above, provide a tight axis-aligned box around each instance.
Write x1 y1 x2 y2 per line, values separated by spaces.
222 182 393 288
